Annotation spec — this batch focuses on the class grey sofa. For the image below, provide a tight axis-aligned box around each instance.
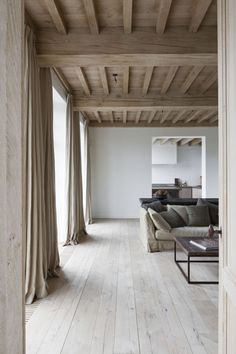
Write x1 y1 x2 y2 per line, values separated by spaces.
139 198 219 252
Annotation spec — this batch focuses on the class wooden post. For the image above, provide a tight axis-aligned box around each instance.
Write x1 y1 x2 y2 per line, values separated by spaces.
0 1 24 353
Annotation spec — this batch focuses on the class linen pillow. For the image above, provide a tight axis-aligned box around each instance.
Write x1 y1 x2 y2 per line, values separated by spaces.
143 200 166 213
186 205 211 226
148 208 171 232
197 198 219 225
167 205 188 225
160 208 186 228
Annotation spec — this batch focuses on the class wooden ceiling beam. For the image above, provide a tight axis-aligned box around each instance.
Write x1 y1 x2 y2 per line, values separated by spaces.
209 115 218 124
179 138 194 146
170 138 183 144
161 66 179 94
123 111 127 124
142 67 154 95
180 66 204 93
160 138 170 145
98 66 109 95
135 111 142 124
148 111 157 124
123 67 129 95
88 121 215 128
81 111 90 123
38 53 217 68
123 0 133 34
36 28 217 68
160 111 170 123
73 97 217 112
197 110 217 123
109 111 114 123
200 71 217 94
76 67 91 95
82 0 99 34
189 0 213 32
44 0 67 34
25 10 36 31
172 111 188 124
36 27 217 56
156 0 173 34
185 111 201 123
189 138 202 146
94 111 102 123
53 68 72 93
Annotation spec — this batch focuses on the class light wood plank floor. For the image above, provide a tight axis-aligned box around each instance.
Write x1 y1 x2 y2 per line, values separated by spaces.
26 219 218 354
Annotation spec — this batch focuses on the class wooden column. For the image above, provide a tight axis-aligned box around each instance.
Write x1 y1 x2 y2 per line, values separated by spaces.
0 1 24 353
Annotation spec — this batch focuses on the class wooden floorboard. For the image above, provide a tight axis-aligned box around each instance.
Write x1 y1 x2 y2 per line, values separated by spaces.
26 219 218 354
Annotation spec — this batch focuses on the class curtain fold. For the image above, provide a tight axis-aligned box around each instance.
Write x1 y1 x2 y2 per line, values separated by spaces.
24 26 59 304
81 114 93 225
65 95 86 245
40 68 60 276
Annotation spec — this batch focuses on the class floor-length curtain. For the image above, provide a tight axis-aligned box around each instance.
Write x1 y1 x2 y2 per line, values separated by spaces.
24 26 59 304
65 95 85 245
80 114 92 225
40 68 60 275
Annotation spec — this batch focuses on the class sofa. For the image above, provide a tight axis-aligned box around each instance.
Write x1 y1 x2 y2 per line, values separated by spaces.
139 198 219 252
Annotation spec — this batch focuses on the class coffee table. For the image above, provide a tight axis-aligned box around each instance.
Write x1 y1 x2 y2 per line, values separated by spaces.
173 236 219 284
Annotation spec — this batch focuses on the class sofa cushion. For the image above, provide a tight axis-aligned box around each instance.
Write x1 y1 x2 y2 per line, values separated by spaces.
142 200 166 213
160 208 186 228
148 208 171 232
186 205 211 226
155 226 210 241
197 198 219 225
167 205 188 225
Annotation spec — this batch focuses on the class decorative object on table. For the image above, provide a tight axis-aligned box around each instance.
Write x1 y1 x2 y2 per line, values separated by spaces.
189 238 219 251
208 224 215 238
153 189 168 198
174 178 180 186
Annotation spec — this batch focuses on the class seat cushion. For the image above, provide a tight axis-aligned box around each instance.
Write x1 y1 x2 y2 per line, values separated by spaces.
155 226 210 241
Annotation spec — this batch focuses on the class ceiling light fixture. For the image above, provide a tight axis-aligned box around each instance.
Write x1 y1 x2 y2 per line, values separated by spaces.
112 73 118 83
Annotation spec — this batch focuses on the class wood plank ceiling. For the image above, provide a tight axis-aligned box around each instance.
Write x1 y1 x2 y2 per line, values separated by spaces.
25 0 218 127
153 137 202 146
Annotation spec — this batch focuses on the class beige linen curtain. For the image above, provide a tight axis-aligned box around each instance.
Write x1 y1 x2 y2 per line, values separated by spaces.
24 26 59 304
40 69 59 275
80 114 92 225
65 95 86 245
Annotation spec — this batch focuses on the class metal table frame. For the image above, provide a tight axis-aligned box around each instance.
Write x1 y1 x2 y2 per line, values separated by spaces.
174 241 219 284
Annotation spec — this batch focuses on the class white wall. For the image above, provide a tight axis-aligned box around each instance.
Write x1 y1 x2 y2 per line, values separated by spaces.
152 144 202 186
152 142 177 164
90 127 218 218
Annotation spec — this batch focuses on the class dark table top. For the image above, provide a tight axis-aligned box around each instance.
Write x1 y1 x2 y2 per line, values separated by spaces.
173 236 219 257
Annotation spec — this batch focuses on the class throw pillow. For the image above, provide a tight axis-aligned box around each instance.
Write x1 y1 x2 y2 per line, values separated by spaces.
160 208 186 228
148 208 171 232
143 200 166 213
186 205 211 226
197 198 219 225
167 205 188 225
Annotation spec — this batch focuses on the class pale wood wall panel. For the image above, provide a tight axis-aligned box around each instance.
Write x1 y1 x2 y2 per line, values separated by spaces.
0 0 24 353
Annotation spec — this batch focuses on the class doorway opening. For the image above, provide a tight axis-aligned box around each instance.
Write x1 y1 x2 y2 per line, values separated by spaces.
151 136 206 199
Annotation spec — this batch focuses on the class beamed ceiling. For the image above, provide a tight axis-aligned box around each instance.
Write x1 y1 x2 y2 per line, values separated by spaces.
25 0 218 127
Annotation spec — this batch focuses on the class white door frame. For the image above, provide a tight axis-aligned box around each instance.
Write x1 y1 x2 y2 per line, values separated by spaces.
218 0 236 353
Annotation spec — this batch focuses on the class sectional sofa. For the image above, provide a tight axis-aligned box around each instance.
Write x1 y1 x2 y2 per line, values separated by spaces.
139 198 219 252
